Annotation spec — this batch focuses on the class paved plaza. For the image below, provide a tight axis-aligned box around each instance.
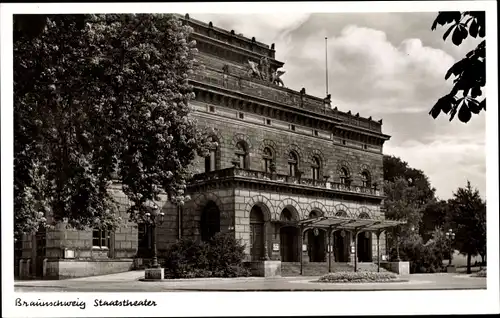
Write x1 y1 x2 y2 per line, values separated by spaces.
14 270 487 292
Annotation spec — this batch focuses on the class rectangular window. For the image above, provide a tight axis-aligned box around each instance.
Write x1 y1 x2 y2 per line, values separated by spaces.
209 106 215 113
205 150 216 172
92 229 110 248
239 112 244 119
238 154 246 169
342 139 346 145
363 144 368 150
314 130 319 136
266 119 271 125
312 167 319 181
290 124 296 131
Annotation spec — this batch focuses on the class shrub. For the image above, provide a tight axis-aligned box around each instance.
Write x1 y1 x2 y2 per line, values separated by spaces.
163 238 210 279
389 229 446 274
163 232 250 278
318 271 400 283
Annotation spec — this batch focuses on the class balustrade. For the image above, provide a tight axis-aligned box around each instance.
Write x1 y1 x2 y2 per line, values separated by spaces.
190 167 381 196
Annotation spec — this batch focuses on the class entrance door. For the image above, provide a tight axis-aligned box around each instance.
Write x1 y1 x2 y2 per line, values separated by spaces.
280 226 299 262
250 206 264 261
357 232 372 262
201 201 221 242
307 229 326 262
334 231 347 262
34 229 46 278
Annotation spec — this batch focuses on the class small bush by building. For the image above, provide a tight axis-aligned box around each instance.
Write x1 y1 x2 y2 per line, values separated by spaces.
163 232 250 278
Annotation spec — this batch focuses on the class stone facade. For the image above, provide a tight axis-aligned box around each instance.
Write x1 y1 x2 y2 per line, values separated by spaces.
17 14 392 279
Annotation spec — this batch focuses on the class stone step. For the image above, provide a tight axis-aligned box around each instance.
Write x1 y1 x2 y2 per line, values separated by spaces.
281 262 355 276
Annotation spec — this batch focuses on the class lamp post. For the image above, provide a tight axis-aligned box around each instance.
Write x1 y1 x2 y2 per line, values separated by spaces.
395 226 401 262
143 201 165 269
445 229 455 266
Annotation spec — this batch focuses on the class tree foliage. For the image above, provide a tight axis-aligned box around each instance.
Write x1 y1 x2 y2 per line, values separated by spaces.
420 199 450 241
384 177 424 260
429 11 486 123
383 155 446 241
447 181 486 273
383 155 435 205
14 14 214 238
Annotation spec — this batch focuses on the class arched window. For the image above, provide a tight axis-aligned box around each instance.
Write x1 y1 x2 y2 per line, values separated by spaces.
235 141 248 169
280 208 296 222
309 210 320 219
288 152 299 177
339 167 349 184
311 156 320 181
262 147 273 173
361 171 371 188
335 211 348 218
358 212 370 219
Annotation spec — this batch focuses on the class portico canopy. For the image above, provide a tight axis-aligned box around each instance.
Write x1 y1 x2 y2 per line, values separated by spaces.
298 215 405 232
296 215 406 274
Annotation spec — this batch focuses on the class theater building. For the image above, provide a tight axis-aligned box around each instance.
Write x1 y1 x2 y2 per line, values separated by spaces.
17 14 401 280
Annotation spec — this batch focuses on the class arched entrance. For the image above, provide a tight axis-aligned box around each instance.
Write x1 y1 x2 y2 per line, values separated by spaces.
333 230 349 262
250 206 265 261
306 210 326 262
307 228 326 262
201 201 220 242
357 231 372 262
279 208 299 262
280 226 299 262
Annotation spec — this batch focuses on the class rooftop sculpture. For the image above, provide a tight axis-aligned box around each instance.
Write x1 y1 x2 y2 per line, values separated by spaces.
246 57 286 87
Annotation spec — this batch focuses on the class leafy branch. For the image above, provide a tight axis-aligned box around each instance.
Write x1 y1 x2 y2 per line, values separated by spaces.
429 11 486 123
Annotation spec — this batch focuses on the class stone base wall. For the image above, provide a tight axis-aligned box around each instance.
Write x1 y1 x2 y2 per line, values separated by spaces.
245 260 281 277
43 259 134 280
381 261 410 275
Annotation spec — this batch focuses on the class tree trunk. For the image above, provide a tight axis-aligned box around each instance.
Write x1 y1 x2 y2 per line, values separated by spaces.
466 253 472 274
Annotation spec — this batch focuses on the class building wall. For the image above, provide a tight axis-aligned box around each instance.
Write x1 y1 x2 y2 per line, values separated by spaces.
189 108 384 190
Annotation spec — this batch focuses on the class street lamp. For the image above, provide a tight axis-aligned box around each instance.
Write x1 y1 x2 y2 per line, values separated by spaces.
142 201 165 269
445 229 455 266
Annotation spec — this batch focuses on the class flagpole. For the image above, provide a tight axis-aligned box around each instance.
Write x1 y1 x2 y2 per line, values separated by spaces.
325 37 329 96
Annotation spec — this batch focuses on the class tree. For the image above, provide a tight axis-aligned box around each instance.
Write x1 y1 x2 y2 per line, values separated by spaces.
447 181 486 274
420 199 451 241
14 14 117 238
429 11 486 123
384 177 424 260
475 199 486 267
384 155 439 239
14 14 214 238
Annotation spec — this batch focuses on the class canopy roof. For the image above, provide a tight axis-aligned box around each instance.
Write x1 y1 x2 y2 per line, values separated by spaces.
297 216 405 231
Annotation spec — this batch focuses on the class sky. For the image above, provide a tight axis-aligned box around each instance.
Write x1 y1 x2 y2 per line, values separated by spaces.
191 12 486 200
